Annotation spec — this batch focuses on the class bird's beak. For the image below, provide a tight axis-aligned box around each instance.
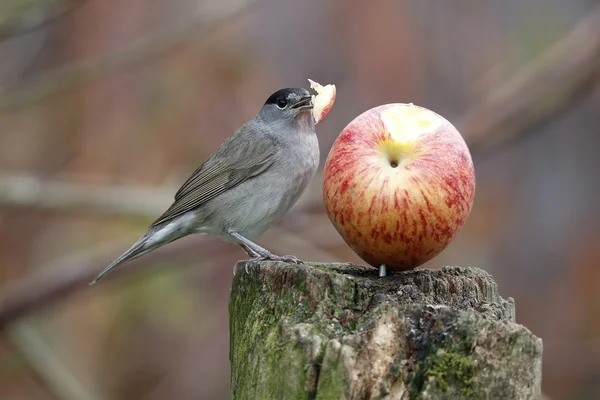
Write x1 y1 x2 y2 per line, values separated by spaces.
291 95 313 111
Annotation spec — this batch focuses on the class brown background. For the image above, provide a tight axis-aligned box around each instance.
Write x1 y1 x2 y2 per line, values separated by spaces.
0 0 599 399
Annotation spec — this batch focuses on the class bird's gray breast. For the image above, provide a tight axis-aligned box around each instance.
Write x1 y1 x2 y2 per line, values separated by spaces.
200 126 319 239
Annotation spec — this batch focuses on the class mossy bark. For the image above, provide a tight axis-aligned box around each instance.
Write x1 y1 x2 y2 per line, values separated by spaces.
229 262 542 400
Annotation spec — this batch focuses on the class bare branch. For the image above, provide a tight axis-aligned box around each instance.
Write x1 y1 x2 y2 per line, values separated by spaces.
459 3 600 153
0 0 259 112
6 320 106 400
0 237 229 327
0 173 172 217
0 0 89 41
0 172 325 218
0 224 335 327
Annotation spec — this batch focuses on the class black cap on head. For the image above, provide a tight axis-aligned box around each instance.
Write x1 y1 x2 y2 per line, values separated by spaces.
264 88 309 106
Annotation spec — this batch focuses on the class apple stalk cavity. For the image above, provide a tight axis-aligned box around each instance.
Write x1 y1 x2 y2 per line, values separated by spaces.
322 103 476 272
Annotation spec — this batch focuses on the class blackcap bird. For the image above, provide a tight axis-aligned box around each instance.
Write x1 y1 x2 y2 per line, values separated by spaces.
90 88 319 284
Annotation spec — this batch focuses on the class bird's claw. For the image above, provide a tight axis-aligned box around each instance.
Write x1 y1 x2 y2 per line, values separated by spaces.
234 253 303 276
268 254 303 264
233 260 247 276
251 252 303 265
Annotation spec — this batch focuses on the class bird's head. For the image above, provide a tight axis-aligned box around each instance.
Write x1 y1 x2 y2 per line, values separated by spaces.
260 88 314 125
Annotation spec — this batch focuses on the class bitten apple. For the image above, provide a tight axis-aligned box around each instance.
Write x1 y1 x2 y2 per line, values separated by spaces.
322 103 475 271
309 79 336 124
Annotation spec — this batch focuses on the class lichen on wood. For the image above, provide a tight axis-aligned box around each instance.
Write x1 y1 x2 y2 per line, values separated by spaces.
229 262 542 400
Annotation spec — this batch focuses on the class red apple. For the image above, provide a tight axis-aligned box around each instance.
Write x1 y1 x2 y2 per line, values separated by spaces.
309 79 336 124
322 103 475 271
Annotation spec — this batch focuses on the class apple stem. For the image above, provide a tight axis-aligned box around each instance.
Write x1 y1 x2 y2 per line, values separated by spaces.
379 264 387 277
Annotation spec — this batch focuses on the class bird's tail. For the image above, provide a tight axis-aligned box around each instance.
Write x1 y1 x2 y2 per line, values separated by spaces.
89 235 154 285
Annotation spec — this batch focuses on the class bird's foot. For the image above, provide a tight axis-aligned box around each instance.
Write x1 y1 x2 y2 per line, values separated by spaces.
234 253 303 275
263 254 303 264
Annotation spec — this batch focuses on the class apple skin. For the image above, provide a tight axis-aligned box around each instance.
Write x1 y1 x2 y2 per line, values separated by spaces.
322 103 475 271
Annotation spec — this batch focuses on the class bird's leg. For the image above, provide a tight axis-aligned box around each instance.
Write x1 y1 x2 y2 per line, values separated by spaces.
229 231 303 273
239 243 261 258
233 244 261 275
230 231 275 257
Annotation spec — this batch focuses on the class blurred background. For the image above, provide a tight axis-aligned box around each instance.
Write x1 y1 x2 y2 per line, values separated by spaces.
0 0 598 399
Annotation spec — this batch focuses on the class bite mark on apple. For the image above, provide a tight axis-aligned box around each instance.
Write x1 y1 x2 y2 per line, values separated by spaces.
380 104 442 144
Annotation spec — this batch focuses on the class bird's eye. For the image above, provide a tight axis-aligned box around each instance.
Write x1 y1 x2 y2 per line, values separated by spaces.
276 98 288 109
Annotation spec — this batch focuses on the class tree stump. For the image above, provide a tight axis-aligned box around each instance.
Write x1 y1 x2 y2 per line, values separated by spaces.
229 262 542 400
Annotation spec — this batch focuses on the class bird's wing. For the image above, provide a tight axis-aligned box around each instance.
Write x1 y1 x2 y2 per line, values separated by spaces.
150 128 276 228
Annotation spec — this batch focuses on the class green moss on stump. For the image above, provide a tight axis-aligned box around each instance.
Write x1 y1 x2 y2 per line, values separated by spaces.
417 350 476 397
229 262 542 400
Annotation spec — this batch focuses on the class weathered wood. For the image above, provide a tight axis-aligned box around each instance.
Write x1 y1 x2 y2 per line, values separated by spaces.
229 262 542 400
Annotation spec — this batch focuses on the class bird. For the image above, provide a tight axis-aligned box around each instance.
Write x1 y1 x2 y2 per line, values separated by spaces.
90 87 319 284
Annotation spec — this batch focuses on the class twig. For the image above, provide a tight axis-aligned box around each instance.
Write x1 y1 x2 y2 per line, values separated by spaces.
0 172 324 217
6 319 106 400
0 0 259 111
0 237 226 327
459 3 600 153
0 173 172 217
0 0 90 41
0 225 332 327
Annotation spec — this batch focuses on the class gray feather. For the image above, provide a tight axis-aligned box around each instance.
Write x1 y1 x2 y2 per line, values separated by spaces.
151 120 277 227
89 235 152 285
92 87 319 284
